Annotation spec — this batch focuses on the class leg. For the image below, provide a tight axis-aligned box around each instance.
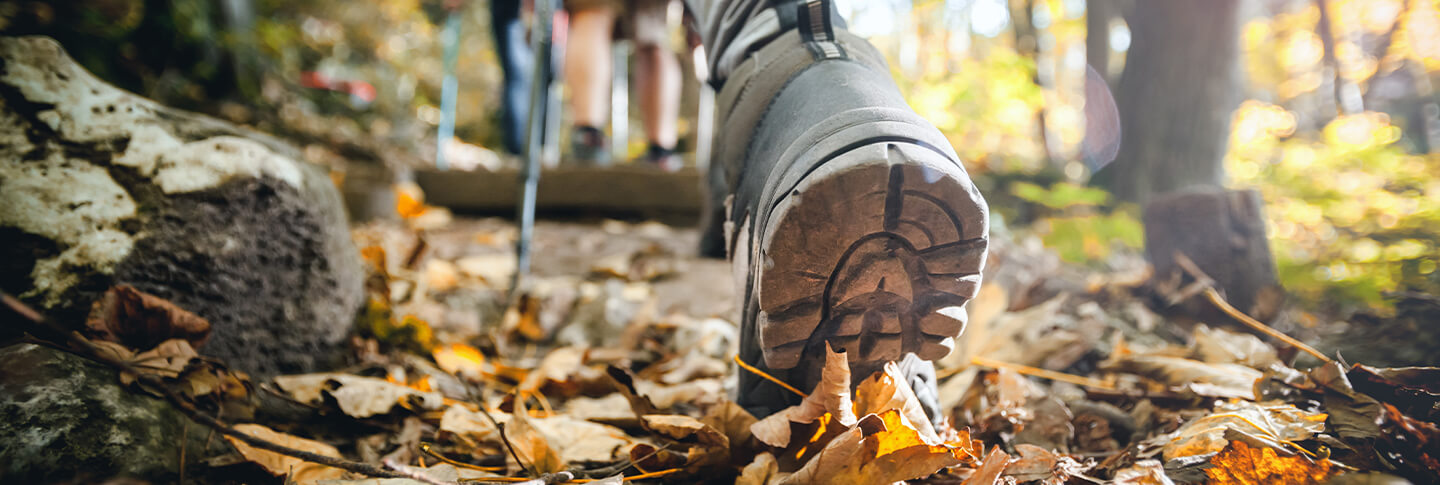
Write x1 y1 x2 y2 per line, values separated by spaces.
564 4 617 162
631 0 681 150
490 0 532 155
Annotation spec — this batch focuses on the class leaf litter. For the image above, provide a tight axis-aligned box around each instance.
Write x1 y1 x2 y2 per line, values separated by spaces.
42 214 1440 484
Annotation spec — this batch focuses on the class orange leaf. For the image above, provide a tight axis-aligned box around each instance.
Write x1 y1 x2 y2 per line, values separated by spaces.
1205 440 1336 484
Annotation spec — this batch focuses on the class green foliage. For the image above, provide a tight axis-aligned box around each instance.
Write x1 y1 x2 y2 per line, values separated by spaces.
1010 181 1111 210
1006 181 1144 265
1228 103 1440 312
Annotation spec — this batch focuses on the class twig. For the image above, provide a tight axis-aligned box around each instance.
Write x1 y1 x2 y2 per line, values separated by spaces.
385 457 460 485
732 355 806 398
1169 252 1334 365
1202 287 1333 364
580 443 672 478
1 292 408 479
970 356 1114 389
421 442 506 472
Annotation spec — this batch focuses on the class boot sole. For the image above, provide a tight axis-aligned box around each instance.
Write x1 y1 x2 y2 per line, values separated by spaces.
755 142 988 371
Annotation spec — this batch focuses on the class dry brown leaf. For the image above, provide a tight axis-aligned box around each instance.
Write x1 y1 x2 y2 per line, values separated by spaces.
962 446 1012 485
273 373 443 418
1191 324 1279 369
224 423 345 482
518 346 586 394
563 394 639 426
1111 459 1176 485
123 338 200 385
423 259 460 293
854 360 939 443
780 409 974 485
456 254 517 287
437 405 633 464
642 414 729 448
751 344 856 448
1003 443 1092 484
1205 440 1336 484
1103 354 1262 399
736 452 780 485
508 400 565 474
702 399 759 451
85 285 211 350
1159 400 1326 461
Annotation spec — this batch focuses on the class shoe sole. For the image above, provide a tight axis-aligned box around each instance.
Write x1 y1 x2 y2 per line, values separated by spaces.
754 142 988 371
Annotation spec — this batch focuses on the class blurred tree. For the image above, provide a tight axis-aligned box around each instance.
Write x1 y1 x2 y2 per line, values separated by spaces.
1093 0 1243 204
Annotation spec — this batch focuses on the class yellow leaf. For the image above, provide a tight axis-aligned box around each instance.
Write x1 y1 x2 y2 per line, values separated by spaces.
432 343 486 380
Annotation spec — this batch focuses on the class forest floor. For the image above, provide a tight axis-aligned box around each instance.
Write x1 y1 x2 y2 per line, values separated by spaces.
52 205 1435 484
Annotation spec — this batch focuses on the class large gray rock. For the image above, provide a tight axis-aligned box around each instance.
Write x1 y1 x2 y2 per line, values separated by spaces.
0 343 216 482
0 36 363 375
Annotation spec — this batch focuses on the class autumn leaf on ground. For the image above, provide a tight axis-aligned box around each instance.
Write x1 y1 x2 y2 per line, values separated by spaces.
120 338 200 386
782 409 979 485
1159 400 1326 461
736 452 781 485
1103 353 1263 399
751 344 856 448
1205 440 1337 484
1003 443 1093 484
224 423 345 483
85 285 211 350
508 399 566 474
1111 459 1175 485
273 373 443 418
437 405 634 464
962 446 1011 485
432 342 486 380
854 360 939 443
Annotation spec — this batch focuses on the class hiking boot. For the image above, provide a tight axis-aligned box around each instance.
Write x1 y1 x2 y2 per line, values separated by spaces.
720 21 988 423
570 125 610 165
639 143 684 172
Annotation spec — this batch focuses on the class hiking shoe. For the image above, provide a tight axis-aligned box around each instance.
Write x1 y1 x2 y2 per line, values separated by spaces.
570 125 610 165
639 143 684 172
729 59 989 423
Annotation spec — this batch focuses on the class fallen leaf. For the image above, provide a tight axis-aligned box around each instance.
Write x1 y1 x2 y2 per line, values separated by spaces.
702 399 759 452
642 414 729 448
274 373 443 418
456 254 517 287
1111 459 1175 485
225 423 345 482
854 360 939 444
783 409 979 485
1191 324 1279 369
1159 401 1326 461
962 446 1011 485
736 452 780 485
423 259 460 293
86 285 211 350
1004 443 1092 484
508 399 565 474
1103 354 1262 399
751 344 857 448
1205 440 1336 484
122 338 200 385
432 343 486 381
437 405 634 464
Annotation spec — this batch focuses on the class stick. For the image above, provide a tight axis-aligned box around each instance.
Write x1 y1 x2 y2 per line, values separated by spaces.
969 356 1114 389
2 293 408 479
1169 252 1334 364
732 355 806 398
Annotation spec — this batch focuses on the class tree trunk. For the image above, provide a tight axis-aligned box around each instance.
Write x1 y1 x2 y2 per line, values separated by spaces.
1093 0 1242 205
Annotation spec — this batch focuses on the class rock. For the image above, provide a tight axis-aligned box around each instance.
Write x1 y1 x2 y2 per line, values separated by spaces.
0 36 363 375
0 343 216 483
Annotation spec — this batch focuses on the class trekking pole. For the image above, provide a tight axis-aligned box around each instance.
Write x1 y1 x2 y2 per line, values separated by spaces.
513 0 560 298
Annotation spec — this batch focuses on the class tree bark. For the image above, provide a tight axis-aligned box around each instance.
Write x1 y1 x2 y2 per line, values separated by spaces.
1093 0 1243 205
